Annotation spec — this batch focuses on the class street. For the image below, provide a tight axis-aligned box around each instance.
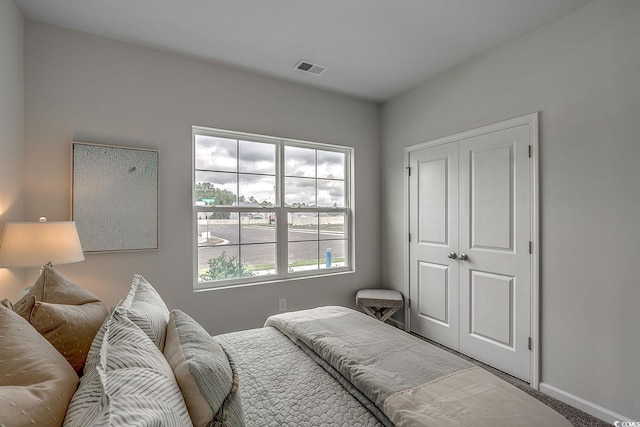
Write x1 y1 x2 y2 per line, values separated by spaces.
197 223 346 274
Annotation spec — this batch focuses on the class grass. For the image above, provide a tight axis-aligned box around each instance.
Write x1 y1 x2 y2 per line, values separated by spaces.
199 257 346 276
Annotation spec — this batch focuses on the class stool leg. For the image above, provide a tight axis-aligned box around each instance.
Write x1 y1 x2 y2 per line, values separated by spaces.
378 307 399 323
361 306 377 319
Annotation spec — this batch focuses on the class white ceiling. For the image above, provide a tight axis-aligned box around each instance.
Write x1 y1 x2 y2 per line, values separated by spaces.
14 0 591 102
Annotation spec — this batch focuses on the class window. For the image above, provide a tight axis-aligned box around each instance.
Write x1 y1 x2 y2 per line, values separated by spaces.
193 127 352 289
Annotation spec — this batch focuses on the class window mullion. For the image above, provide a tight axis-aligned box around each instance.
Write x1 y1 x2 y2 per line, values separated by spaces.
277 142 288 278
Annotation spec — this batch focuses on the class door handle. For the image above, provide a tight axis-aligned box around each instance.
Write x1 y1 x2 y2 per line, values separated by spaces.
459 253 469 261
448 252 458 259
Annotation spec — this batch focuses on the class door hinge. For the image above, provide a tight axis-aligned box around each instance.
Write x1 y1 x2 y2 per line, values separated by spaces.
529 241 533 254
409 233 412 242
528 337 533 351
528 145 532 158
406 166 412 176
407 299 411 309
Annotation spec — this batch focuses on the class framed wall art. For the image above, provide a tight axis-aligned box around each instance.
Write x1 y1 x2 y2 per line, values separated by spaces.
72 142 158 253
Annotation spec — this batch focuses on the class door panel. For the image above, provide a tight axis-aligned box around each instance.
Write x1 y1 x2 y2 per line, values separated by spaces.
417 262 449 325
458 124 531 380
409 143 458 349
469 145 514 251
469 270 514 348
418 158 449 245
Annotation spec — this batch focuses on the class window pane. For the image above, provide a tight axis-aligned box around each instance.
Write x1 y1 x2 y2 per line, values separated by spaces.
239 174 276 207
239 140 276 175
317 150 345 179
285 177 316 207
317 179 345 207
241 243 276 277
319 212 345 240
198 246 245 282
288 241 319 272
195 135 237 172
288 214 318 241
320 240 347 269
195 171 237 206
285 146 316 177
197 212 239 245
241 212 276 244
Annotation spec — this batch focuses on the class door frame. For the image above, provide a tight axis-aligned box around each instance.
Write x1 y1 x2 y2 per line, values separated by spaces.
403 112 540 388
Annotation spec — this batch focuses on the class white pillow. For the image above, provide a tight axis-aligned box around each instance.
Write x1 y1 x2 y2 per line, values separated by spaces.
63 311 193 426
116 274 170 350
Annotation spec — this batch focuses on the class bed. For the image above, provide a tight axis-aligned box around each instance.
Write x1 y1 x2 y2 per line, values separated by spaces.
0 266 573 426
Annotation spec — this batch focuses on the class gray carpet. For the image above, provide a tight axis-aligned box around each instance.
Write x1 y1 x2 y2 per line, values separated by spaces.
412 334 611 427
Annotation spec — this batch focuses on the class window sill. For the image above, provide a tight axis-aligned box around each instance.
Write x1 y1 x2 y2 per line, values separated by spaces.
193 268 354 292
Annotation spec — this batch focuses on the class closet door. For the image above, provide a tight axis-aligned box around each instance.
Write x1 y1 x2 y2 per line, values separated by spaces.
409 142 459 350
458 124 532 381
408 121 534 382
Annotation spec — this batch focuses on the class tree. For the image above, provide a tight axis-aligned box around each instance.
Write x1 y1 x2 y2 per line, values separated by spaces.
199 252 253 281
195 182 236 206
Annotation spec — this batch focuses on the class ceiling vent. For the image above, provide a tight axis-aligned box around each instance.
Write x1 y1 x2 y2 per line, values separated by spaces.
294 60 327 76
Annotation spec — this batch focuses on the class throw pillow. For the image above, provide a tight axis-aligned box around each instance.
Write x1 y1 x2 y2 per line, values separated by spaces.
63 311 193 427
13 263 104 318
116 274 170 350
0 304 79 427
164 309 245 427
29 300 109 374
12 263 108 375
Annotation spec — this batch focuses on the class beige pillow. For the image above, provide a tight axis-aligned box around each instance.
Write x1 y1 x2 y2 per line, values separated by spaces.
0 304 79 427
29 300 109 374
14 264 103 318
13 264 108 375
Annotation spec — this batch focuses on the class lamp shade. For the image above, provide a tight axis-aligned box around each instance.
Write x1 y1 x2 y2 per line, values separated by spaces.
0 221 85 268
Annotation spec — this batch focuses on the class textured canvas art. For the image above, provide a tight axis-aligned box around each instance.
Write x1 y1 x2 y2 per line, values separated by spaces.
72 143 158 252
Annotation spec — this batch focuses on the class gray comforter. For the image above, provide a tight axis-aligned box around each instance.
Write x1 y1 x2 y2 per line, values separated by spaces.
215 326 383 427
265 306 573 427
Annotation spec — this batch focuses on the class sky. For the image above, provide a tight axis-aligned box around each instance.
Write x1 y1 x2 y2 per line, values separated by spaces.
195 135 346 207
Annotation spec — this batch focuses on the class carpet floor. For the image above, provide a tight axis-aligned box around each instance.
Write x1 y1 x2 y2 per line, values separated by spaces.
412 334 611 427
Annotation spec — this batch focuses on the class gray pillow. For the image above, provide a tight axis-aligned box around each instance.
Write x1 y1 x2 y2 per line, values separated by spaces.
164 309 245 427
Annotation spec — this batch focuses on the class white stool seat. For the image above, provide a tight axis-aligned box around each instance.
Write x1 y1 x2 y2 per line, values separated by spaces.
356 289 403 323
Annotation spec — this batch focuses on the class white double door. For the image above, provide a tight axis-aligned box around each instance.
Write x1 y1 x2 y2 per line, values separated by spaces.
409 123 533 382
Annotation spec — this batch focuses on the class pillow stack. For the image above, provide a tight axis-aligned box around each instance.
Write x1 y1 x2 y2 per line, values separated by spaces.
1 267 246 426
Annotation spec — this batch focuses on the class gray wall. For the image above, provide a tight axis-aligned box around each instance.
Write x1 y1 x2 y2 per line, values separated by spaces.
0 0 24 294
22 21 381 334
381 0 639 421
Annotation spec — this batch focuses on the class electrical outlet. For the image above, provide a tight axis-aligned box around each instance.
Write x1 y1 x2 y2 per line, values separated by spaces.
278 298 287 312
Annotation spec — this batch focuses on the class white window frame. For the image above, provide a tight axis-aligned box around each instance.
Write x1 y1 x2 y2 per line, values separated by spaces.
192 126 354 290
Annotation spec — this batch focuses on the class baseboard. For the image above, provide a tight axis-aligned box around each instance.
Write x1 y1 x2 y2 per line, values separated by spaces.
387 317 405 330
539 382 633 424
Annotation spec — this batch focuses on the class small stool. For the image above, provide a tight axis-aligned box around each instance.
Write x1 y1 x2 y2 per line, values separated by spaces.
356 289 403 323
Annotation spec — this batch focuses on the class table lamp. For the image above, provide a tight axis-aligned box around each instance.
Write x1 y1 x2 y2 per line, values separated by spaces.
0 217 85 268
